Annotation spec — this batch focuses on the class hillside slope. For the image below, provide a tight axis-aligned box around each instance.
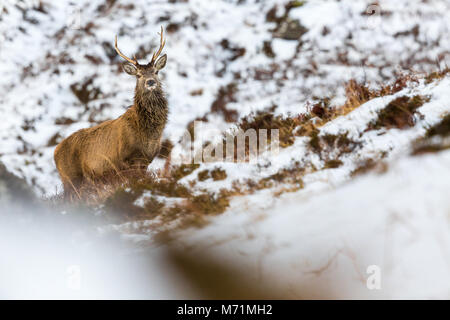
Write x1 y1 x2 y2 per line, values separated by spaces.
1 0 450 299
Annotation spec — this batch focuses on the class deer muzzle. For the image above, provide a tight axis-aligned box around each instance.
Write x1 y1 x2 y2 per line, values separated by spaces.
145 79 157 90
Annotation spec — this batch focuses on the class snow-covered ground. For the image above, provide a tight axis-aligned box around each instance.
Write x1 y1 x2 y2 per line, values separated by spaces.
1 0 450 299
1 0 449 193
136 76 450 299
170 151 450 299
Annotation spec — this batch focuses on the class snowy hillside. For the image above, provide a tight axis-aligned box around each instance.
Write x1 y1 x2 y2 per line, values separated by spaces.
1 0 450 299
168 78 450 299
1 0 449 193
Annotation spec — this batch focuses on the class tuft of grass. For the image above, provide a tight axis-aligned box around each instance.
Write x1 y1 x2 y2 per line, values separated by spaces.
412 144 448 155
412 114 450 155
324 159 343 169
197 169 210 181
321 132 359 153
211 83 239 122
311 98 332 120
188 191 230 215
327 75 419 124
367 95 428 130
425 114 450 138
351 159 377 177
351 159 388 177
211 167 227 181
308 128 321 153
288 0 307 8
136 179 192 198
308 130 361 161
424 67 449 84
171 163 200 181
257 164 305 191
311 79 384 125
236 111 307 148
197 168 227 181
378 74 418 95
343 79 377 112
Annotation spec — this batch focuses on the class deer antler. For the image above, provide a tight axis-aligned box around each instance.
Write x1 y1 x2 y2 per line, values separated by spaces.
149 26 166 66
114 35 139 65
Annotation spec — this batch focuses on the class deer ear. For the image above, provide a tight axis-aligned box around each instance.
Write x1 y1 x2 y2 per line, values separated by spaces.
122 62 137 75
154 54 167 70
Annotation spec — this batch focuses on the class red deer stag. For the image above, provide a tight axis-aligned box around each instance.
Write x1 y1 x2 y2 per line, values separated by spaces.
54 27 168 197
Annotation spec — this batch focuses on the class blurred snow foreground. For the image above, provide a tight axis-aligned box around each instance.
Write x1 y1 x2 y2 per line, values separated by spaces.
1 148 450 299
1 0 450 299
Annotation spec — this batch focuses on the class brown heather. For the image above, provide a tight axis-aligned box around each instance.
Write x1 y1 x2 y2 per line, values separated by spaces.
367 95 428 130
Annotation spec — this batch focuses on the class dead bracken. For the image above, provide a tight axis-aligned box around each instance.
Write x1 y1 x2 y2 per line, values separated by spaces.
324 159 343 169
367 95 428 130
210 83 239 122
425 114 450 138
235 111 306 148
308 130 361 162
424 67 449 84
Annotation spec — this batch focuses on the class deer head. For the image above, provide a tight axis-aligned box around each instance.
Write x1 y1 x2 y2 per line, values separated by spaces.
115 26 167 92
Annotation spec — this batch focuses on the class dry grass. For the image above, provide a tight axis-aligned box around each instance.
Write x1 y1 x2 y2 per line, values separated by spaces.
424 66 450 84
91 164 228 225
424 113 450 138
198 167 227 181
351 159 388 177
412 113 450 155
188 191 230 215
194 74 434 164
157 139 173 159
210 83 239 122
324 159 343 169
367 95 428 130
321 75 419 124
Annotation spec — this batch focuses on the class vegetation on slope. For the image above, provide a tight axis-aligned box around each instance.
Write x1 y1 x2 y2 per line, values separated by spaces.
45 69 449 236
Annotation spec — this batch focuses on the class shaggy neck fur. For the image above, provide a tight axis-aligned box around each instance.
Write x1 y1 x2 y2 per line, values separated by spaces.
133 86 168 135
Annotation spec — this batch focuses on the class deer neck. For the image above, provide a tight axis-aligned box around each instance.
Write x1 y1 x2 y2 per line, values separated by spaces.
133 87 168 135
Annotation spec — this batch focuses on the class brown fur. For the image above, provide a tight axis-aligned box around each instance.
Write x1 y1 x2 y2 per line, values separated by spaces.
54 35 169 198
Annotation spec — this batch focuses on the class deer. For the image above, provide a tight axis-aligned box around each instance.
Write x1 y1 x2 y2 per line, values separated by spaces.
54 27 168 198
